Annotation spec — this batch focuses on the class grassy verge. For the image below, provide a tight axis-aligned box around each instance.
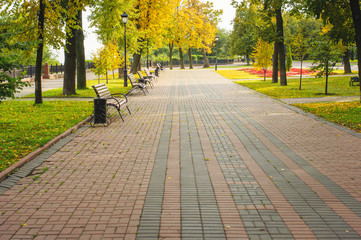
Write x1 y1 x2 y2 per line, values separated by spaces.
24 78 132 98
0 100 93 172
294 102 361 133
235 76 360 98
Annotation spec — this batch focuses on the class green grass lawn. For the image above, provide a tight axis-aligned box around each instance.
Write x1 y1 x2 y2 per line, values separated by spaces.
24 78 132 98
234 76 360 98
0 100 93 172
295 102 361 133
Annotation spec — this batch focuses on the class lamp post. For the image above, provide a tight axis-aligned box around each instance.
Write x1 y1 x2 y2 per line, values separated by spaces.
121 12 128 87
215 36 219 71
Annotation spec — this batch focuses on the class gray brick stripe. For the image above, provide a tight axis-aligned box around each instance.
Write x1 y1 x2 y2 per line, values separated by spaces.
194 102 293 239
136 104 173 239
218 103 360 239
187 75 361 238
231 104 361 220
179 104 226 239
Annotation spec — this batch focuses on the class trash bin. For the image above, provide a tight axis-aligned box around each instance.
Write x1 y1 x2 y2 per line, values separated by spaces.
94 98 107 124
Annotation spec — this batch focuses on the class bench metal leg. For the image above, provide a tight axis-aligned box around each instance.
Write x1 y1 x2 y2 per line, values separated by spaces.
126 106 131 115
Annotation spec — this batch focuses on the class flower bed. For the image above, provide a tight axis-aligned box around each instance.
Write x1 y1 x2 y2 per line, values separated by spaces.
238 68 315 77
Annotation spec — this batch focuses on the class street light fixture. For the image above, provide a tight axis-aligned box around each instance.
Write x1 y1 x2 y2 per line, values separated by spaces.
215 36 219 71
121 12 128 87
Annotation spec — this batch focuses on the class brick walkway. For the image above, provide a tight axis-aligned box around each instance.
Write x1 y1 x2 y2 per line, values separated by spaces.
1 69 361 239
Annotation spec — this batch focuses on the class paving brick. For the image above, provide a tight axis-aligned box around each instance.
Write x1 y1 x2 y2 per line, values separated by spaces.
2 70 361 239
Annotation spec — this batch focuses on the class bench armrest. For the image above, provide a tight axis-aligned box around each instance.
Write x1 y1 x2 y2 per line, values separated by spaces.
110 93 129 102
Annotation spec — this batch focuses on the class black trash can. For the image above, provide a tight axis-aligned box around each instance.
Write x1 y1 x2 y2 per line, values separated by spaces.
94 98 107 124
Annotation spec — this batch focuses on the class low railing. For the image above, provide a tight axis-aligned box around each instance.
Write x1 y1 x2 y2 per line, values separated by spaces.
6 62 94 79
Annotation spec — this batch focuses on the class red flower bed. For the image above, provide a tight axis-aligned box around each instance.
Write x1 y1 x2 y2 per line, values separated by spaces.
238 68 315 77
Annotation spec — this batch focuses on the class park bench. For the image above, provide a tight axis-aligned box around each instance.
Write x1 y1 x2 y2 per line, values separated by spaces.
350 76 360 86
144 68 158 82
137 71 154 88
155 63 163 77
157 63 164 71
127 73 148 95
92 83 131 122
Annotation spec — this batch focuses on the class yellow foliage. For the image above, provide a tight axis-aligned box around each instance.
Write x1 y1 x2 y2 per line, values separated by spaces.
251 39 274 71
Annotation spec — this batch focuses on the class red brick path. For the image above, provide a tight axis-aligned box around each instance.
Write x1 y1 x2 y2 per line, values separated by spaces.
1 69 361 239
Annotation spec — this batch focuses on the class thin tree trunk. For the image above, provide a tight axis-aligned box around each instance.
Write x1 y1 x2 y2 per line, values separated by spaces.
272 42 279 83
169 43 174 70
34 0 45 104
246 54 250 65
263 69 266 81
349 0 361 101
179 47 185 69
343 49 352 74
325 63 329 95
299 59 303 90
63 22 77 95
276 7 287 86
76 10 86 89
202 48 210 68
188 48 193 69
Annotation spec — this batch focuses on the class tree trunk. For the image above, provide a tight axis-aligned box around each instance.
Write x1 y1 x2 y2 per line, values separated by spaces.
343 49 352 74
76 10 86 89
118 66 124 78
202 48 210 68
188 48 193 69
325 63 329 95
169 43 173 70
263 69 266 81
272 41 279 83
118 67 122 78
299 59 303 90
246 54 250 65
349 0 361 101
34 0 45 104
63 23 77 95
131 53 142 74
276 7 287 86
179 47 185 69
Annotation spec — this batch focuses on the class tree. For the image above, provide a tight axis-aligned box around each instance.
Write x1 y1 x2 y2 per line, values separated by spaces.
349 0 361 102
1 0 87 103
292 29 308 90
286 47 292 71
0 20 30 101
305 0 354 74
63 0 88 95
285 15 322 90
35 0 46 103
63 11 77 96
230 3 258 65
251 39 274 81
275 4 287 86
310 26 344 95
91 42 122 83
76 10 86 90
